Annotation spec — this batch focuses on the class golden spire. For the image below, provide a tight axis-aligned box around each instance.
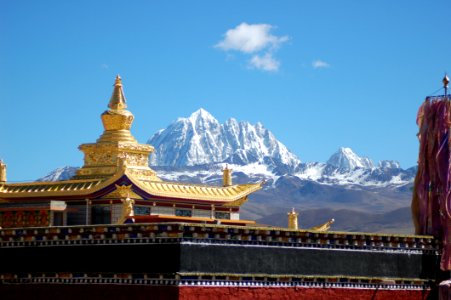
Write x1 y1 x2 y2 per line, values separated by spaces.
287 207 298 230
74 76 158 181
109 75 127 110
0 160 6 183
98 75 136 142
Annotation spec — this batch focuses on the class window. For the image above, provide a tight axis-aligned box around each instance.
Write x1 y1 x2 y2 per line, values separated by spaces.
134 206 151 216
91 205 111 224
53 212 64 226
67 206 86 225
215 212 230 220
175 209 192 217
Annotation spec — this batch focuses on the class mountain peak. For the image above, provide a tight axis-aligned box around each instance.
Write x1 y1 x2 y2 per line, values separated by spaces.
148 111 301 170
188 108 216 122
327 147 374 170
378 160 401 169
337 147 354 155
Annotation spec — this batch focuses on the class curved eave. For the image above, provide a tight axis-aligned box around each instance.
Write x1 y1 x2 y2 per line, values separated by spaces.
128 174 263 203
0 172 126 199
0 170 263 203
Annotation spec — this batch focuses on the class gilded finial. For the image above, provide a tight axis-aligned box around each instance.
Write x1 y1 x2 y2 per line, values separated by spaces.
98 75 135 138
0 160 6 183
287 207 299 230
223 164 233 187
115 74 122 86
74 76 158 181
109 74 127 110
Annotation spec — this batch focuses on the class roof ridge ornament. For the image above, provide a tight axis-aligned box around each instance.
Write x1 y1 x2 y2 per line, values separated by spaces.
0 160 6 183
287 207 298 230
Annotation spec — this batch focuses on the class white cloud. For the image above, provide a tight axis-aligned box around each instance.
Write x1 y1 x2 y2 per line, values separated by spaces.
216 23 288 53
215 22 288 72
312 60 330 69
250 53 280 72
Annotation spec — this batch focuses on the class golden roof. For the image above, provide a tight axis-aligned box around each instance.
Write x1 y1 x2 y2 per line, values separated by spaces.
0 178 107 198
0 170 262 204
131 178 262 202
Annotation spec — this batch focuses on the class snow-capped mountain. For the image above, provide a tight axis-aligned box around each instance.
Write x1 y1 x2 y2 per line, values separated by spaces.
326 147 374 170
41 109 414 189
148 108 301 173
294 148 413 187
37 166 78 182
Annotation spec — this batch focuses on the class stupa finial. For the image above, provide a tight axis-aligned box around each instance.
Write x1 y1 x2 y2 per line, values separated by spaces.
108 74 127 110
97 75 134 137
74 76 158 181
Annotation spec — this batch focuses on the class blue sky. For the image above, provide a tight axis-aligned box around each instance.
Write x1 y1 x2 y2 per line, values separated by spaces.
1 1 450 181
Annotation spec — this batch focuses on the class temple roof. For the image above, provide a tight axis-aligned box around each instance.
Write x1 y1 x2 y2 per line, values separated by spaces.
0 178 107 198
132 178 262 202
0 170 262 204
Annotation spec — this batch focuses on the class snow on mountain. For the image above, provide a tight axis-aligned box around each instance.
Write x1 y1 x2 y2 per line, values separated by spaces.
37 166 78 181
292 148 411 187
378 160 401 170
326 147 374 170
148 108 301 173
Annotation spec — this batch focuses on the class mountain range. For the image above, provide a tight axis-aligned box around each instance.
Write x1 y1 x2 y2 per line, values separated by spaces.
40 108 417 233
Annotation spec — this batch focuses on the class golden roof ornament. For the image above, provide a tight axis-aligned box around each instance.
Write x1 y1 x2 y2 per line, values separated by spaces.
223 164 233 187
287 207 298 230
0 160 6 183
98 75 136 142
73 76 158 181
118 197 135 224
109 75 127 110
310 218 335 232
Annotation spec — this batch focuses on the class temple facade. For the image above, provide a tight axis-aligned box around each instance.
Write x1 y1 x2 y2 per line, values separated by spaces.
0 76 262 229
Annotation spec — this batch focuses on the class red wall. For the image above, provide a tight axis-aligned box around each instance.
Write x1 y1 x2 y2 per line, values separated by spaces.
179 286 431 300
0 285 432 300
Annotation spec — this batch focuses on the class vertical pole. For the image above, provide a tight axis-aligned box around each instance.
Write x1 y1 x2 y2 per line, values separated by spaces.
444 74 449 97
85 199 90 225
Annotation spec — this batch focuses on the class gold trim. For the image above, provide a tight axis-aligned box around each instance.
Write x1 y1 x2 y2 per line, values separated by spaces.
103 184 143 199
223 196 248 207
